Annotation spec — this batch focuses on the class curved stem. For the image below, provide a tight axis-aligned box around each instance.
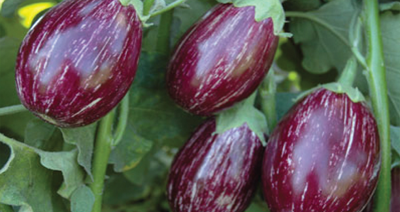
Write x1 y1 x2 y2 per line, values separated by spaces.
0 105 27 116
143 0 156 16
113 94 129 147
90 111 116 212
363 0 391 212
285 11 368 70
0 204 13 212
260 70 277 133
149 0 184 18
156 9 174 54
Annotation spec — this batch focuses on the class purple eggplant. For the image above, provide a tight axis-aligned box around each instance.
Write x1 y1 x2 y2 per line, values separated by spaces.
363 167 400 212
262 88 380 212
15 0 142 127
167 119 264 212
167 4 278 116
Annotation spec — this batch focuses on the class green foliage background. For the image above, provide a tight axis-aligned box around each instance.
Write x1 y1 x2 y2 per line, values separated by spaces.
0 0 399 211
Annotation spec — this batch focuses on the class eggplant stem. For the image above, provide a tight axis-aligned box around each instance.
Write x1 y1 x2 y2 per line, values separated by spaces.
90 111 116 212
363 0 391 211
0 105 27 117
113 94 129 147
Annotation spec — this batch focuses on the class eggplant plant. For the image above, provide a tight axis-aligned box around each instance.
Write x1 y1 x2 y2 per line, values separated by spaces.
0 0 397 212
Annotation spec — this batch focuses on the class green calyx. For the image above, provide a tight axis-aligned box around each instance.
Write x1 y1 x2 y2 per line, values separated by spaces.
217 0 285 35
215 92 268 146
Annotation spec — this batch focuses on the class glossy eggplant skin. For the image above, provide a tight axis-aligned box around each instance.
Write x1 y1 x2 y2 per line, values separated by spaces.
262 88 381 212
167 4 278 116
15 0 142 127
167 119 264 212
363 167 400 212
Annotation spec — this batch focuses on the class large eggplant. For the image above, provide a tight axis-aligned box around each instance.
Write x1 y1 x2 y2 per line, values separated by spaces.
167 3 278 116
262 88 381 212
15 0 142 127
167 119 264 212
363 167 400 212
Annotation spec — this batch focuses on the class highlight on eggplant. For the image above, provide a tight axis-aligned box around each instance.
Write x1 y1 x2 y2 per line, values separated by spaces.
167 3 278 116
262 88 381 212
15 0 142 127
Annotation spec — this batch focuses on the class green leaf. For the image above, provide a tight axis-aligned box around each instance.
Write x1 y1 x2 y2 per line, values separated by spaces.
289 0 361 74
217 0 285 35
109 128 153 172
380 12 400 126
1 0 27 17
109 52 202 171
0 133 66 212
171 0 215 45
61 124 97 179
70 185 95 212
391 126 400 157
216 92 268 145
284 0 322 12
275 92 298 121
380 2 400 11
37 149 85 199
24 119 56 150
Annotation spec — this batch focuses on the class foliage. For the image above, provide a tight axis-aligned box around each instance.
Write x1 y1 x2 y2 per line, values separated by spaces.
0 0 398 211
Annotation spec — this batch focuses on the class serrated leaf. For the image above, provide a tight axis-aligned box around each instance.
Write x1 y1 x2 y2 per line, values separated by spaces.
289 0 361 74
380 12 400 126
37 149 85 198
0 133 66 212
216 92 268 145
217 0 285 35
61 124 96 179
70 185 95 212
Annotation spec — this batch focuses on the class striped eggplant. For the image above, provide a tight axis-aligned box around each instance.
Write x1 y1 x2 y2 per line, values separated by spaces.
15 0 142 127
167 119 264 212
363 167 400 212
262 88 381 212
167 3 278 116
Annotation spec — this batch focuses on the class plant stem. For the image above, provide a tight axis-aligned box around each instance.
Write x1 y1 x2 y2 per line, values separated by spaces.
113 94 129 147
0 204 13 212
90 111 116 212
150 0 184 18
363 0 391 212
156 10 174 54
143 0 156 16
260 70 277 133
0 105 27 116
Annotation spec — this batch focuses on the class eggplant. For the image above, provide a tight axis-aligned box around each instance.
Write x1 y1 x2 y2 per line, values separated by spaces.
262 88 381 212
363 167 400 212
167 3 278 116
167 119 264 212
15 0 142 127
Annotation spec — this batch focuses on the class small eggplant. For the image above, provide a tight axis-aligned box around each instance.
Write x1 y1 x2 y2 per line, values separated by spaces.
15 0 142 127
262 88 381 212
167 119 264 212
167 3 278 116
